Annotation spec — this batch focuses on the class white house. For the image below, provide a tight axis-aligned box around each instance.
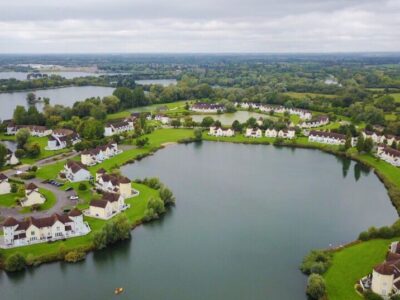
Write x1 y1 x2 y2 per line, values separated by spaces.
308 131 346 145
0 173 11 195
288 108 312 120
359 241 400 297
6 124 52 137
300 116 329 128
154 114 170 125
1 209 90 248
95 170 133 198
259 105 286 114
81 143 121 166
85 192 129 220
208 126 234 137
21 183 46 207
278 129 296 139
265 128 278 138
5 149 19 166
190 103 225 113
62 160 91 182
46 131 81 151
245 128 263 138
377 145 400 167
104 120 134 137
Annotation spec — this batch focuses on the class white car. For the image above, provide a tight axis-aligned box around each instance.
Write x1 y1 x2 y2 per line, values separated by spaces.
69 195 79 200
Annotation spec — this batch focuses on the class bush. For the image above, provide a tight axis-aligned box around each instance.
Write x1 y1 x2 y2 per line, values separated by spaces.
306 274 326 300
5 253 26 272
64 250 86 263
300 250 332 275
78 183 87 191
20 172 36 180
364 290 384 300
10 183 18 193
159 186 176 205
93 215 131 250
391 295 400 300
193 128 203 141
358 231 370 241
143 197 166 222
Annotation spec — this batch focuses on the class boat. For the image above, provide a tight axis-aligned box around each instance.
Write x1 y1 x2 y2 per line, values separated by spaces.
114 287 124 295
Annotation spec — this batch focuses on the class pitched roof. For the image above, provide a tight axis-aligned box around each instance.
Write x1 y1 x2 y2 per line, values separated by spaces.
26 182 38 190
68 208 82 217
102 192 120 202
66 160 88 173
0 173 8 180
96 168 107 174
90 199 108 208
3 217 18 227
374 262 395 275
4 214 73 229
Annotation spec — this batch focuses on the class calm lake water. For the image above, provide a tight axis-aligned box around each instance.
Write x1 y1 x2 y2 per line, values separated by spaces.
0 71 101 80
136 79 177 86
0 86 114 120
1 142 397 300
192 111 270 125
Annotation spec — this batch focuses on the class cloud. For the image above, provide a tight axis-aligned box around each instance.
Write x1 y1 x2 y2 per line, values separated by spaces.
0 0 399 53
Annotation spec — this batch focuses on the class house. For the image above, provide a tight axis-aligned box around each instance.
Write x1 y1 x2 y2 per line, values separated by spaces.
5 149 19 166
308 131 346 145
359 241 400 297
6 124 52 137
259 105 286 114
208 127 234 137
265 128 278 138
245 128 263 138
95 170 133 198
278 129 296 139
190 103 225 113
21 183 46 207
300 116 329 128
363 131 399 146
46 130 81 151
0 173 11 195
62 160 91 182
288 108 312 120
104 120 134 137
154 114 170 125
1 209 90 248
86 192 129 220
377 145 400 167
81 143 121 166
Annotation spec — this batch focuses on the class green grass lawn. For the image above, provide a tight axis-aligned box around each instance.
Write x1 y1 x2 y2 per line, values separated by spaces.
390 93 400 103
324 239 396 300
21 136 71 164
0 192 19 207
0 183 158 260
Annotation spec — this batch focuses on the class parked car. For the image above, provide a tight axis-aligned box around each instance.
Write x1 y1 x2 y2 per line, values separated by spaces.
69 195 79 200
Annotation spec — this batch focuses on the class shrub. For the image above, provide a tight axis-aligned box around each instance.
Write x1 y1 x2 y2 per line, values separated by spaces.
391 295 400 300
78 183 87 191
5 253 26 272
159 186 176 205
20 172 36 180
10 183 18 193
194 128 203 141
306 274 326 300
358 231 370 241
64 250 86 263
93 215 131 250
364 290 384 300
300 250 332 275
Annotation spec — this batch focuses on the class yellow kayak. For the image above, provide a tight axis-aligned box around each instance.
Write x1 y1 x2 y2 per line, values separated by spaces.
114 287 124 295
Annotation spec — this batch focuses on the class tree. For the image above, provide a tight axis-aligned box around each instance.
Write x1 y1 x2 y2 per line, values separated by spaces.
136 137 149 148
171 119 181 128
363 138 374 154
232 120 242 132
16 128 30 149
5 253 26 272
102 95 120 113
113 87 134 109
78 183 87 191
201 117 214 128
11 183 18 193
159 186 176 205
0 143 7 168
90 106 107 120
24 143 41 158
194 128 202 141
78 118 104 139
356 134 364 153
26 92 36 104
64 250 86 263
344 134 352 150
13 106 28 125
225 102 237 113
306 274 326 300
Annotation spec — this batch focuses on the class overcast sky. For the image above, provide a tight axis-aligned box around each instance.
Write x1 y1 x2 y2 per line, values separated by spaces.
1 0 400 53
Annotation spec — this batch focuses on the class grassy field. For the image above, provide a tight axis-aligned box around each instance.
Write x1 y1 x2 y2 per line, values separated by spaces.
390 93 400 103
0 193 19 207
0 183 158 260
324 239 396 300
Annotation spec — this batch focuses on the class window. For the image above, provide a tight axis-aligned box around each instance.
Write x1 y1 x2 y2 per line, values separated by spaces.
31 231 35 235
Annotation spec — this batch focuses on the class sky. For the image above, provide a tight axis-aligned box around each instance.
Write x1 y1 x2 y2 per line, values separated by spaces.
1 0 400 53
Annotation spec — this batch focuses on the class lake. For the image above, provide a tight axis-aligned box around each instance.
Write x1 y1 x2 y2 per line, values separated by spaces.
0 142 397 300
0 86 115 120
135 79 177 86
0 71 101 80
191 111 270 125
